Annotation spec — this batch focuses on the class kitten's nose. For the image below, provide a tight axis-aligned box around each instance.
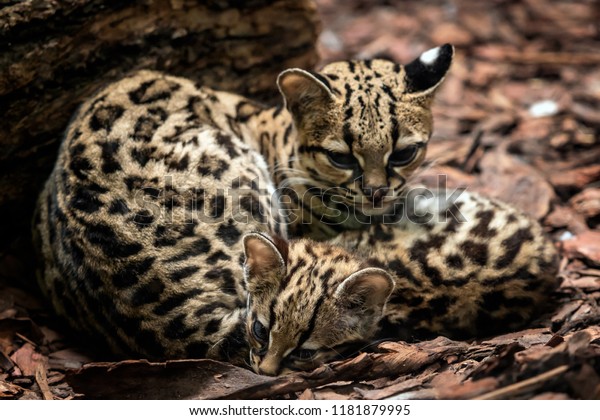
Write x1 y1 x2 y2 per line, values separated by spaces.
362 185 389 205
257 363 280 376
257 354 282 376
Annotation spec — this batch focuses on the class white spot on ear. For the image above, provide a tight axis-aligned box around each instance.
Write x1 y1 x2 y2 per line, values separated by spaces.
420 46 440 65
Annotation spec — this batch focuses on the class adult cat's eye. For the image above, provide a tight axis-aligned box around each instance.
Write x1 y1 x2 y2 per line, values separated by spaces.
252 320 268 343
291 348 317 360
327 150 358 169
388 145 418 166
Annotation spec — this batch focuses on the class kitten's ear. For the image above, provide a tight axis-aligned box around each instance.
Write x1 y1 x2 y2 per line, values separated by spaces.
243 233 287 292
403 44 454 97
335 268 395 314
277 69 335 123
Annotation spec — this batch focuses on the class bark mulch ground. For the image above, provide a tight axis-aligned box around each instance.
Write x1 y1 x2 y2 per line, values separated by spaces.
1 0 599 399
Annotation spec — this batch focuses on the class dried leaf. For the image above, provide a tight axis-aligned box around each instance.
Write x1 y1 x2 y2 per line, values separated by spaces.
570 188 600 219
0 379 24 399
10 343 45 377
544 205 588 234
66 359 273 400
561 231 600 264
478 149 555 219
436 377 498 399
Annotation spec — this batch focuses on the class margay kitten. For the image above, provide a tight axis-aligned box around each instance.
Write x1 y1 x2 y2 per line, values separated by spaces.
33 45 558 376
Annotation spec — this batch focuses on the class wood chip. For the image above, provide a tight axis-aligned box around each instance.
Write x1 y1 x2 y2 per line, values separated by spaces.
478 148 555 219
570 188 600 219
474 365 569 399
35 363 53 400
561 231 600 264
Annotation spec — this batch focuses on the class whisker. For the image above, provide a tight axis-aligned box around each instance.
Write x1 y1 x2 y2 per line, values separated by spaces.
324 344 345 360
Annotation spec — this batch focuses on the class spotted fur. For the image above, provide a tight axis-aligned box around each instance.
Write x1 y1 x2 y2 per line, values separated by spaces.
331 189 559 340
243 190 558 376
32 70 398 373
33 44 558 376
32 71 290 364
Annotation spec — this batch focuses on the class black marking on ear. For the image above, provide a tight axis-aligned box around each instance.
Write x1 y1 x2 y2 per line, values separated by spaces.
308 71 332 92
404 44 454 94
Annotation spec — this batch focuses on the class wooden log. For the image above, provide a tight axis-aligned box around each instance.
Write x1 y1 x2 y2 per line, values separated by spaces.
0 0 320 262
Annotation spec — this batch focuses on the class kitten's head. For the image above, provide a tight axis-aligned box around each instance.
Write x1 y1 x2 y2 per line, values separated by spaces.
278 44 453 215
242 233 394 376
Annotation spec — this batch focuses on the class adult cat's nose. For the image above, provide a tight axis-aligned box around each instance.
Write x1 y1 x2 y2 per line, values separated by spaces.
362 185 389 206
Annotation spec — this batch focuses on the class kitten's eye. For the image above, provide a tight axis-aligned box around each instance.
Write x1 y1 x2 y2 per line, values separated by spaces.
291 348 317 361
388 145 418 166
252 320 268 343
327 151 358 169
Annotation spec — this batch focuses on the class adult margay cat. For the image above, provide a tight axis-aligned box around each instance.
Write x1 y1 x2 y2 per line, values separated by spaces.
32 69 396 375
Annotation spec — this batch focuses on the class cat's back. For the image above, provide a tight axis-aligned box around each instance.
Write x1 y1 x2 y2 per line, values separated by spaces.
33 70 281 359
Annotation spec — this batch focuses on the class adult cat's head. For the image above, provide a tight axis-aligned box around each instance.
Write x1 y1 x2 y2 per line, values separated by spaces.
278 44 453 216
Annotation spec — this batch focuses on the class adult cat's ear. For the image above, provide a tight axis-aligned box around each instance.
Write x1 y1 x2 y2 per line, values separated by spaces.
243 233 287 293
335 268 394 314
403 44 454 98
277 69 335 125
